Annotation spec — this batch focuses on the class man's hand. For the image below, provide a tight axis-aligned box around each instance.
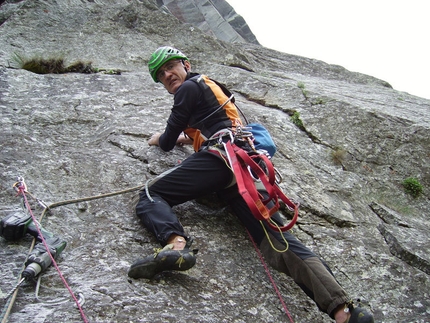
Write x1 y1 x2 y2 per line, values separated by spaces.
148 132 161 146
176 133 193 146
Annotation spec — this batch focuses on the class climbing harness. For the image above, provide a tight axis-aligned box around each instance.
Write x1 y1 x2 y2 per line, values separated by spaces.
225 138 298 231
210 126 299 233
1 176 144 323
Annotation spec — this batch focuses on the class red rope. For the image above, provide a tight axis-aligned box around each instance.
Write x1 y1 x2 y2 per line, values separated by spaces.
246 229 294 323
18 185 89 323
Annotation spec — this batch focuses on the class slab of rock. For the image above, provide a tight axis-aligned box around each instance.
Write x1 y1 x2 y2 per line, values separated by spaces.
0 1 429 322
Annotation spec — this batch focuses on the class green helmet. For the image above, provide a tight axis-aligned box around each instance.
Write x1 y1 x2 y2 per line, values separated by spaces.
148 46 188 83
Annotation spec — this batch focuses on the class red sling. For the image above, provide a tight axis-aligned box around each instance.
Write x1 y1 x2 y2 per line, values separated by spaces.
224 140 298 232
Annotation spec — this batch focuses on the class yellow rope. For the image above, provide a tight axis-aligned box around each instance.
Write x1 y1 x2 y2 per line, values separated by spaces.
260 219 289 253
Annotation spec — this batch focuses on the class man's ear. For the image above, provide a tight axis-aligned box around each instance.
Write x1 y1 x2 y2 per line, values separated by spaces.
183 60 191 72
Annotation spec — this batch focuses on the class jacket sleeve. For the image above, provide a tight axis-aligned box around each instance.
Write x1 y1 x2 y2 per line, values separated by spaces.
158 80 201 151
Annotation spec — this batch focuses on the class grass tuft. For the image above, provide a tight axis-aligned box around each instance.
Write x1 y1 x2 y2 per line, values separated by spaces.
290 111 304 130
401 177 423 198
11 53 121 74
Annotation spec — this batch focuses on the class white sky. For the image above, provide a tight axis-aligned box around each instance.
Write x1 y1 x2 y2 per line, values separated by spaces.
227 0 430 100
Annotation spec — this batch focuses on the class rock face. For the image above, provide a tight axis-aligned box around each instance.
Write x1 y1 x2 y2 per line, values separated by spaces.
155 0 259 44
0 1 429 323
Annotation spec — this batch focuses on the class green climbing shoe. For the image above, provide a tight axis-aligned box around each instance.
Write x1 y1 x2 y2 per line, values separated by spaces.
347 303 374 323
128 244 198 279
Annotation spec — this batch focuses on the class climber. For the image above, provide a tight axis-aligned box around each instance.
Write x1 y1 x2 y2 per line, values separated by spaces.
128 46 374 323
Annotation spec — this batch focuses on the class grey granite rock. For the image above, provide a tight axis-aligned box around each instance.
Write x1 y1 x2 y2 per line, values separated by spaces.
0 1 429 322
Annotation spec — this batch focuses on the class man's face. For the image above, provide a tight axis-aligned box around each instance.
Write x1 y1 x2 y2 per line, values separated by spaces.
157 59 190 94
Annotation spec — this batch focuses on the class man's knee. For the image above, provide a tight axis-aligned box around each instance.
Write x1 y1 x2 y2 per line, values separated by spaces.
260 234 290 275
